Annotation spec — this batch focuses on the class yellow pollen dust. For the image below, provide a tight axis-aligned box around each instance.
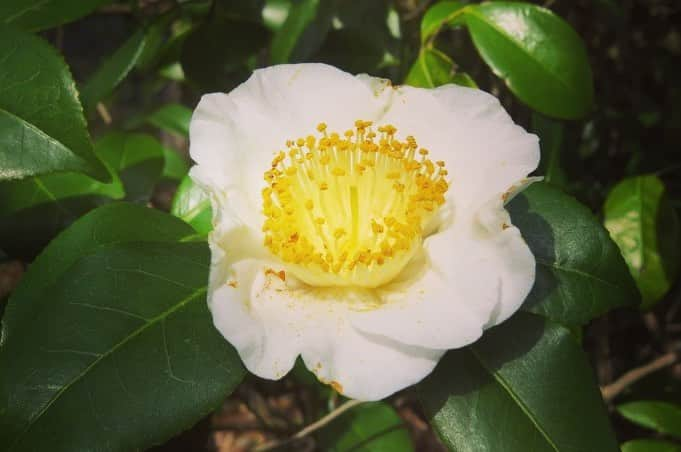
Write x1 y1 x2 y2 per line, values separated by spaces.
261 120 449 288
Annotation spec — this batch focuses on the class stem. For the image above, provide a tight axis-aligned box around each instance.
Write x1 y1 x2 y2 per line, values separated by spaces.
601 351 679 401
254 399 364 451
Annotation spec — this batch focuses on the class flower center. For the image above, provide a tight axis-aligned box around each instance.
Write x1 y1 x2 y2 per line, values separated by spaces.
261 120 449 288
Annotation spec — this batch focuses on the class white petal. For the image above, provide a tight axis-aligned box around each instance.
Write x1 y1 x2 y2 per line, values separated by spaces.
189 64 393 231
208 246 443 400
352 199 535 349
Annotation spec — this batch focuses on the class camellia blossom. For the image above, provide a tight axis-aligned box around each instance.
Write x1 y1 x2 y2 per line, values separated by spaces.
189 63 539 401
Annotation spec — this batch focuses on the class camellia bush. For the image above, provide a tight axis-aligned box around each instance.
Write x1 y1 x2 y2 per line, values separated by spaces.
1 1 680 451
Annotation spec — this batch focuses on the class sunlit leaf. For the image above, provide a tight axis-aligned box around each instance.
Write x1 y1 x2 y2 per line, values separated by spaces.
465 2 594 119
604 175 680 309
171 175 213 236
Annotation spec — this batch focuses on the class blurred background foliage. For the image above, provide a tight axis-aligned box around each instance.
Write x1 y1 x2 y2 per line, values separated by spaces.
0 0 680 451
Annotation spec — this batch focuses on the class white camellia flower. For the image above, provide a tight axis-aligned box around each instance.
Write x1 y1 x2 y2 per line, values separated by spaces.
189 63 539 401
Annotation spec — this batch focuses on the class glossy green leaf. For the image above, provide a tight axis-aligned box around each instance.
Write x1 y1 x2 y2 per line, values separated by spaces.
318 402 413 452
507 183 639 327
270 0 336 63
80 28 147 113
465 2 593 119
406 48 476 88
171 175 213 236
421 1 466 43
161 147 189 182
146 103 192 138
419 312 618 452
180 18 270 92
0 25 108 181
95 133 164 203
0 132 164 257
215 0 265 22
0 0 112 31
621 439 681 452
0 204 245 451
604 175 680 309
532 113 568 190
617 401 681 438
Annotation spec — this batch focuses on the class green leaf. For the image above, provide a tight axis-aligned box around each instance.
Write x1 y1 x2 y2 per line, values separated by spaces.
270 0 336 64
418 312 618 452
0 25 109 181
0 132 164 257
95 133 164 203
146 103 192 137
465 2 593 119
0 204 245 451
161 147 189 182
0 0 112 31
421 1 466 43
617 401 681 438
507 183 639 327
171 175 213 236
532 113 568 190
180 18 271 92
406 48 476 89
621 439 681 452
604 175 680 309
318 402 413 452
80 28 147 113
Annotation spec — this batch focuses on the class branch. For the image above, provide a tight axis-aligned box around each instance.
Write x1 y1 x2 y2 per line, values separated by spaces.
254 399 364 451
601 351 679 402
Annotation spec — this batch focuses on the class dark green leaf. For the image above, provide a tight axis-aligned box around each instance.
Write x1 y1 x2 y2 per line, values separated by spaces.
0 204 245 451
318 402 413 452
0 132 166 257
465 2 593 119
215 0 265 22
95 133 164 203
181 18 270 92
0 25 109 181
532 113 568 189
80 28 147 113
315 29 385 74
270 0 336 63
507 183 640 326
171 175 213 236
604 175 680 309
621 439 681 452
421 1 466 43
419 312 618 452
146 103 192 137
617 401 681 438
161 147 189 182
406 48 475 88
0 0 112 31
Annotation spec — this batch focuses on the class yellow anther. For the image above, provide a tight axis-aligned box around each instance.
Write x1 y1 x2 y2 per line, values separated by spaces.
260 119 449 287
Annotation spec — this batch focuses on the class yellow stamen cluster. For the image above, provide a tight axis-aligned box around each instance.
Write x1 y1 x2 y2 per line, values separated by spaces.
261 120 449 288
